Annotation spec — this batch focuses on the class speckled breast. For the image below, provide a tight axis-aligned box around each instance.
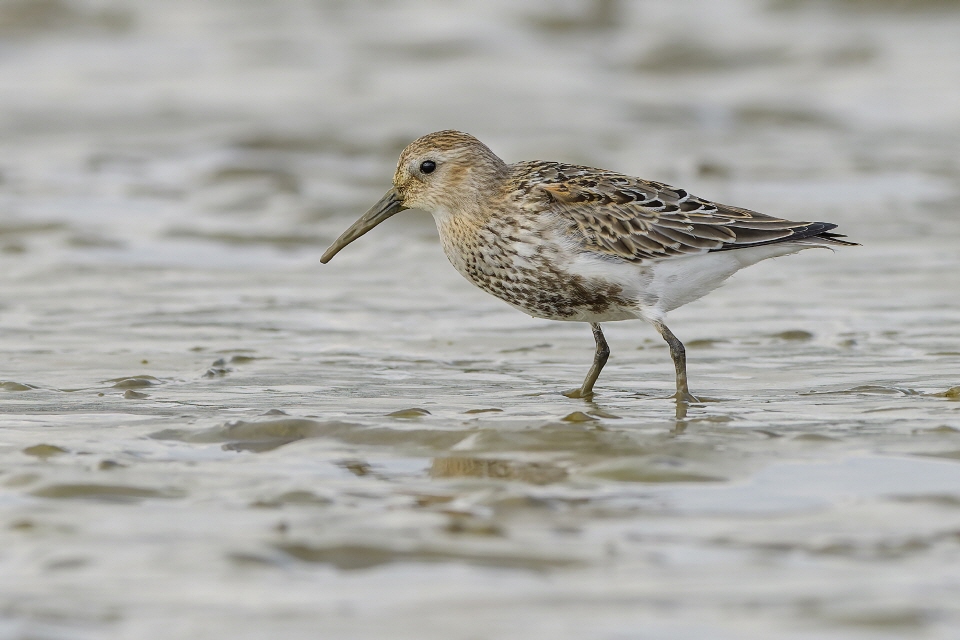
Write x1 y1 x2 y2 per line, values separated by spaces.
437 220 638 322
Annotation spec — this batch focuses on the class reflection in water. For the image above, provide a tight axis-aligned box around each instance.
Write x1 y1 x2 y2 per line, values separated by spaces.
430 456 568 485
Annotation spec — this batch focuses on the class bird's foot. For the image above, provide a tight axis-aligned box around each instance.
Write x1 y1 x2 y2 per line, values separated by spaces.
563 387 594 400
673 390 700 404
672 391 699 420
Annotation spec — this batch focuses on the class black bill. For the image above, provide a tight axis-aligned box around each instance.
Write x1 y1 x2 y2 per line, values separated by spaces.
320 188 407 264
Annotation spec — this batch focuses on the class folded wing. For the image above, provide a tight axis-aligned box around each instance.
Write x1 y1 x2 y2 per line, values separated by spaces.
519 162 854 262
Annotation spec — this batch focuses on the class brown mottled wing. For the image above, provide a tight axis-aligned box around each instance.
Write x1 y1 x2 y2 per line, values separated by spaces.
517 162 844 263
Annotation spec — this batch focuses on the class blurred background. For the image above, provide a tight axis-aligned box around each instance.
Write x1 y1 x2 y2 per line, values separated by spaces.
2 0 958 266
2 1 960 639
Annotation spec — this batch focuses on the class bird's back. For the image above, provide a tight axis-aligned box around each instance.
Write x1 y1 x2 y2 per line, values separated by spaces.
505 160 855 265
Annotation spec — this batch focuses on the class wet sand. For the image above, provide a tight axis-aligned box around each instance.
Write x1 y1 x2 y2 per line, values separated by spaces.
2 1 960 638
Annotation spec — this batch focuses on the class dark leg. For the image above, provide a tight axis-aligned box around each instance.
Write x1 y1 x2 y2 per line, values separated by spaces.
563 323 609 399
653 320 698 403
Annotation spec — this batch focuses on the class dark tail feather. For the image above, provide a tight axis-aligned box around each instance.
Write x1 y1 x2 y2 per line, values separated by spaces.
711 221 859 252
810 231 859 247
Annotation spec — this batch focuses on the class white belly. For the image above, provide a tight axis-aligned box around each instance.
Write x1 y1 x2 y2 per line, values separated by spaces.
565 242 822 323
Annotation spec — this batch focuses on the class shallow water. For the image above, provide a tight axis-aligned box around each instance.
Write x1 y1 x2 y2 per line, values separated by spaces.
2 1 960 638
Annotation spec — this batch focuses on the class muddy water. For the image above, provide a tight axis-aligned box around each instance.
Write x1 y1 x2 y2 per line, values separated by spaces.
2 1 960 638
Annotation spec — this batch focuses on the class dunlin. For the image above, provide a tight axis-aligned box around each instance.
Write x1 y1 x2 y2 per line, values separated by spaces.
321 131 856 402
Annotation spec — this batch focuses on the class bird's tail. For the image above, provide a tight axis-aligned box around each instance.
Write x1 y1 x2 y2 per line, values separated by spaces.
800 231 859 247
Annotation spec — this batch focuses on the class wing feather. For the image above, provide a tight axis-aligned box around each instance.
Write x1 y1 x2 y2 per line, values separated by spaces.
513 161 853 262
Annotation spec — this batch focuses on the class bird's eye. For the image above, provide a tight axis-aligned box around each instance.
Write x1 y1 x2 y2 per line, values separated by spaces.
419 160 436 174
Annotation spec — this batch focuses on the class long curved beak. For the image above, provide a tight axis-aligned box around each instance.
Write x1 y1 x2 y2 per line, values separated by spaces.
320 188 407 264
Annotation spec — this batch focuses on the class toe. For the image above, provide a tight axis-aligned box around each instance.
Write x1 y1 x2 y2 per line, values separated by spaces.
563 387 594 400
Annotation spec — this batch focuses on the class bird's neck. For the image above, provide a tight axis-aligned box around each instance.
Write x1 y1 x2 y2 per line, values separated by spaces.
431 204 485 243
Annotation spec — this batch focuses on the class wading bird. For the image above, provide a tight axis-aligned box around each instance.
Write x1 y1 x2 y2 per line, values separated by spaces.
321 131 855 403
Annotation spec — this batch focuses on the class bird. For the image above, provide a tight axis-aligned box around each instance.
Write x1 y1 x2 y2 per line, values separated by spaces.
320 130 856 403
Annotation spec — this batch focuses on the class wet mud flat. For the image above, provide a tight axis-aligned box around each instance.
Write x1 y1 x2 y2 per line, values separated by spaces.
3 0 960 638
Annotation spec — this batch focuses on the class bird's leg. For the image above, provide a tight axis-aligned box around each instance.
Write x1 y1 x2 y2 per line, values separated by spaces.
563 323 609 399
653 320 699 404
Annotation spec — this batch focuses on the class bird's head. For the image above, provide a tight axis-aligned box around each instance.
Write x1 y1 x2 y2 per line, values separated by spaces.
320 130 506 263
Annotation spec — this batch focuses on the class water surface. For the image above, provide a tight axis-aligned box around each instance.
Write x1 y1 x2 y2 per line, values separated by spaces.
2 1 960 638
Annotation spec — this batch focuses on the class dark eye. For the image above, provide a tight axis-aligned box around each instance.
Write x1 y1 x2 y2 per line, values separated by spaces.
419 160 436 174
